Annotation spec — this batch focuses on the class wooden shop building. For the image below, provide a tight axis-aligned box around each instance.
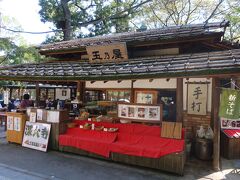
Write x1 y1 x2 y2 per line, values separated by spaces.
0 20 240 175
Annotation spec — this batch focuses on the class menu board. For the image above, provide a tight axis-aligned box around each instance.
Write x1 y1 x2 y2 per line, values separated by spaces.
118 103 162 122
7 116 14 130
13 117 21 131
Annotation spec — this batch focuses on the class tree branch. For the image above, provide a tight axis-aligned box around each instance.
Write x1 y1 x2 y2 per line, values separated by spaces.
205 0 224 24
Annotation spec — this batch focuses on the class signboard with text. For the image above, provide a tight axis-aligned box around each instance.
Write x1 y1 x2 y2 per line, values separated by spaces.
220 118 240 129
187 83 208 115
86 43 128 63
22 122 51 152
219 89 240 119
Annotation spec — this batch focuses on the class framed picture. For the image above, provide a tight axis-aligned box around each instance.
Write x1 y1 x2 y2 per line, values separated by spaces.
62 90 67 96
118 103 162 123
134 90 158 104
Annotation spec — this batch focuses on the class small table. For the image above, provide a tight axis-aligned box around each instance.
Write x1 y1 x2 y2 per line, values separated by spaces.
0 112 7 131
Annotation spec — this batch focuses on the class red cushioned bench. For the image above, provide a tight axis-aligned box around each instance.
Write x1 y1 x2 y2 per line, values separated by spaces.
59 120 185 175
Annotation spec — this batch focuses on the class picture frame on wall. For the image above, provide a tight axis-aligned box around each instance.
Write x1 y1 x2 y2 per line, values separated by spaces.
62 90 67 96
134 90 158 104
118 103 162 123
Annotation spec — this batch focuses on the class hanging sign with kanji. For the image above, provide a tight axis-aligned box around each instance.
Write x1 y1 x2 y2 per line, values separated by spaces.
86 43 128 63
219 89 240 119
187 83 208 115
22 122 51 152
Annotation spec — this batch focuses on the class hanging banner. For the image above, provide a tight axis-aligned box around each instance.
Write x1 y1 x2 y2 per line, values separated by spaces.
219 89 240 119
187 83 208 115
220 118 240 129
22 122 51 152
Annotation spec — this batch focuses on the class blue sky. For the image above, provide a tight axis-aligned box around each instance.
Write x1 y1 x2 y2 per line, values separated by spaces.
0 0 52 45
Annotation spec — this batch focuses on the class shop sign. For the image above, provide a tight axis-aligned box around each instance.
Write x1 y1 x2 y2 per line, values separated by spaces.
219 89 240 119
187 83 208 115
220 118 240 129
22 122 51 152
86 43 128 63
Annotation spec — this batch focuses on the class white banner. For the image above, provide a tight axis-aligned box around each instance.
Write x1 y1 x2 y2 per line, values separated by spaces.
22 122 51 152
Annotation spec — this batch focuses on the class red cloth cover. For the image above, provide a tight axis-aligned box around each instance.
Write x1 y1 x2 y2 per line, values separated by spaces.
223 129 240 138
110 133 184 158
59 128 117 157
62 120 185 158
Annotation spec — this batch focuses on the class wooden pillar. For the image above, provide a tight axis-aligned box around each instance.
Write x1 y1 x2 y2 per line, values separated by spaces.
211 77 220 171
176 78 183 122
9 87 12 99
77 81 86 103
35 82 40 107
130 80 135 103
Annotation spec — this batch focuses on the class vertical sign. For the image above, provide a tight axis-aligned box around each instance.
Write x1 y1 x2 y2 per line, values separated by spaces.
7 116 14 130
187 83 208 115
13 117 21 131
219 89 240 119
86 43 128 63
30 112 37 123
4 90 9 105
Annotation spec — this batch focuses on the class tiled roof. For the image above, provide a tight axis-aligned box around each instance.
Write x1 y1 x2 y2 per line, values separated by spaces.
0 48 239 81
39 21 229 53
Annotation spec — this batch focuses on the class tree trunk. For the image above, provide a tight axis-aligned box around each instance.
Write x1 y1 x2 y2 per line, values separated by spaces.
61 0 72 40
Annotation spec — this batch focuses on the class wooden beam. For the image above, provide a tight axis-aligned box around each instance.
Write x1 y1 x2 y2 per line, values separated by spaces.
211 77 221 171
176 78 183 122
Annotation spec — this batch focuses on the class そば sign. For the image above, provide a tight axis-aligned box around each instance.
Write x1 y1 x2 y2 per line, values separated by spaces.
22 122 51 152
86 43 128 63
219 89 240 119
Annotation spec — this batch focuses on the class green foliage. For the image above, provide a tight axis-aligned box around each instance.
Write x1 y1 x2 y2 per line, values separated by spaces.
224 5 240 40
0 38 45 65
38 0 144 42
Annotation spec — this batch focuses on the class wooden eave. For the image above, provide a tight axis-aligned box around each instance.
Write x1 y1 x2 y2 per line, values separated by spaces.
40 32 224 56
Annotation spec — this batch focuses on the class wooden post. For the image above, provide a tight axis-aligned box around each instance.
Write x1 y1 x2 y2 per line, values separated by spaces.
130 80 135 103
9 87 12 99
176 78 183 122
35 82 40 107
76 81 86 103
212 77 220 171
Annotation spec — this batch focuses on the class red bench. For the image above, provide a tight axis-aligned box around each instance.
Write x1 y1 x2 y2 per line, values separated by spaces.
59 120 185 175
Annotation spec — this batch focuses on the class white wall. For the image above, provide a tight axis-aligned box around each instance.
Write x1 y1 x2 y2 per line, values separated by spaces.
86 78 176 89
55 88 71 100
133 79 176 89
183 78 212 112
86 80 132 89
